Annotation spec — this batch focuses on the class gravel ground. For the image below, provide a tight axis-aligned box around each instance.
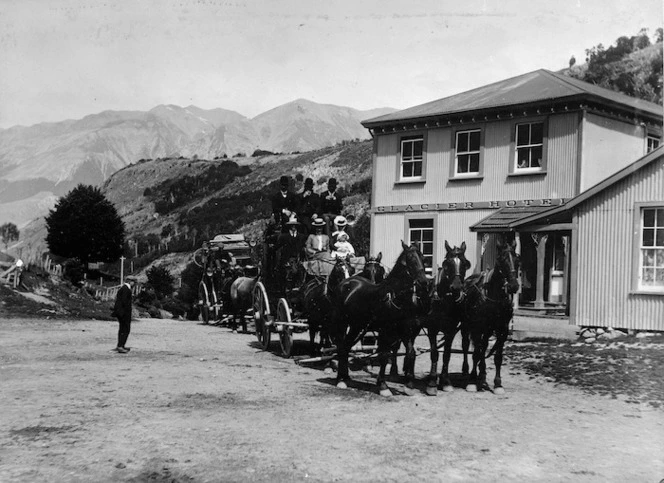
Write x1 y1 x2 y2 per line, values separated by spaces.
1 317 663 483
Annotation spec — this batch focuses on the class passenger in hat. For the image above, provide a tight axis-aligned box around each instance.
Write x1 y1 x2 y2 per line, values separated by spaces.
276 216 307 289
305 217 330 259
276 215 307 263
320 177 344 236
331 215 349 245
271 175 298 232
297 177 320 235
331 231 355 260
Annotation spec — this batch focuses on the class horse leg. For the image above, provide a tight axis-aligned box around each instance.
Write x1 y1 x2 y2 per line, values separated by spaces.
439 326 456 393
376 331 395 397
426 327 439 396
389 342 399 377
460 326 471 377
309 326 318 355
241 307 248 333
335 321 351 389
466 330 481 392
402 336 417 396
477 332 490 391
492 328 508 394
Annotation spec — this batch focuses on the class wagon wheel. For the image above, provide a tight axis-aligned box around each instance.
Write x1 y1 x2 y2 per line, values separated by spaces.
277 298 293 358
193 248 208 268
252 282 271 350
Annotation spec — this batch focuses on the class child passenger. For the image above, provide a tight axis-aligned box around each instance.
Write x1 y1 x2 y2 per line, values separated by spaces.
331 231 355 259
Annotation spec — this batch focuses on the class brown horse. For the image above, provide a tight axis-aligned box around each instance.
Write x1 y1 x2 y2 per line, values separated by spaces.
228 271 258 333
330 241 430 396
356 252 386 284
463 238 520 394
301 256 354 354
423 241 471 396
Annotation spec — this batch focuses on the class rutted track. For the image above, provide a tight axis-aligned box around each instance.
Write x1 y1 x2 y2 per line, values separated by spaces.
1 318 662 482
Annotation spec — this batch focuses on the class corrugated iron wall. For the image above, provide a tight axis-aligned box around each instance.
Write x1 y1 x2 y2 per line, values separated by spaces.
574 159 664 330
582 113 646 191
371 209 494 275
373 112 579 208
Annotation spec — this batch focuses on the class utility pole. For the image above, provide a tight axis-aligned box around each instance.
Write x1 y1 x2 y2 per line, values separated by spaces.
120 256 126 283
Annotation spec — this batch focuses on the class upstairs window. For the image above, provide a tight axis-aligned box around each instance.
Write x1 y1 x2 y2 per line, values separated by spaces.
455 130 481 176
647 134 660 153
639 207 664 292
515 122 544 171
408 218 434 277
400 136 424 181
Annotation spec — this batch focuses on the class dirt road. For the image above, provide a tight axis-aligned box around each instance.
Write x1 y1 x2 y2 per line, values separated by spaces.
1 317 662 482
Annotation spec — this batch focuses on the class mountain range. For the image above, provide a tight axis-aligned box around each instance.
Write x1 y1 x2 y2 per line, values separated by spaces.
0 100 394 227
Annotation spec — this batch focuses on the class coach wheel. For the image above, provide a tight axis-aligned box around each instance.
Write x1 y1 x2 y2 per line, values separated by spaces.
193 248 207 268
253 282 271 349
277 298 293 358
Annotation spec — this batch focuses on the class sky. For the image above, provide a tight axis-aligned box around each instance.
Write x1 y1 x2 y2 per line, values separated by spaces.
0 0 662 129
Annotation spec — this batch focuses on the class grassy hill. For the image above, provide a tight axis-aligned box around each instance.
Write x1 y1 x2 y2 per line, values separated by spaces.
14 140 374 281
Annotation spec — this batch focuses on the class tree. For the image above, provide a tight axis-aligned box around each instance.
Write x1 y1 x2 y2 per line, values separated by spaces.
569 29 662 104
177 262 203 320
0 222 19 250
146 265 174 299
45 184 125 267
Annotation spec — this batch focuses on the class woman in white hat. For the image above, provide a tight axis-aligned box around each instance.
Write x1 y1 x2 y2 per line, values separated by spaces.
332 215 349 246
305 217 330 259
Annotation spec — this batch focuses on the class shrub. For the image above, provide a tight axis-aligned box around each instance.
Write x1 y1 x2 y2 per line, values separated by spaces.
162 296 186 318
146 265 174 299
251 149 274 157
63 258 85 287
136 286 158 308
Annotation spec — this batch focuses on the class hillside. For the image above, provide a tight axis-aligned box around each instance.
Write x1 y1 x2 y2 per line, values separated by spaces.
0 100 393 228
13 140 374 277
562 33 662 104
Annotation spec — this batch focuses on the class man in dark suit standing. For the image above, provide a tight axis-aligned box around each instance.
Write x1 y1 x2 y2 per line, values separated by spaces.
297 177 320 235
271 175 298 232
112 276 137 353
320 177 343 236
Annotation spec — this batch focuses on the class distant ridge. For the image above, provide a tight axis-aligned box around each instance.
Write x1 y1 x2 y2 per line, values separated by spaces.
0 100 395 227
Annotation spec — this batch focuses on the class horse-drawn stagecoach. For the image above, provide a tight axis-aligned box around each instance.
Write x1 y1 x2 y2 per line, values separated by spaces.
251 230 368 358
193 227 521 396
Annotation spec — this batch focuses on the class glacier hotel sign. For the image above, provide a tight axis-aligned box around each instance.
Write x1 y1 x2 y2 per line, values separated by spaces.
373 198 567 213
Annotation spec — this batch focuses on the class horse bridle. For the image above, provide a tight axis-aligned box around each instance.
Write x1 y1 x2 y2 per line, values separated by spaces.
363 258 383 283
441 255 466 303
496 249 519 294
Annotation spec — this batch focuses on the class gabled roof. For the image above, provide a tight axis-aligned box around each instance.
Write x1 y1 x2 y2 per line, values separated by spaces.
362 69 662 127
470 206 560 232
514 146 664 224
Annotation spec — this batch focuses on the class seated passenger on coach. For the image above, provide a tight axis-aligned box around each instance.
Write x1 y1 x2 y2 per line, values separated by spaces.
305 218 330 260
331 231 355 260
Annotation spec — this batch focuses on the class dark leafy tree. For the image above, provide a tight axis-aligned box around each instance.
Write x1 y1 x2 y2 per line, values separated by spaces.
350 214 371 257
45 184 125 267
568 29 662 104
177 262 203 320
146 265 174 299
0 222 19 250
252 149 275 156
